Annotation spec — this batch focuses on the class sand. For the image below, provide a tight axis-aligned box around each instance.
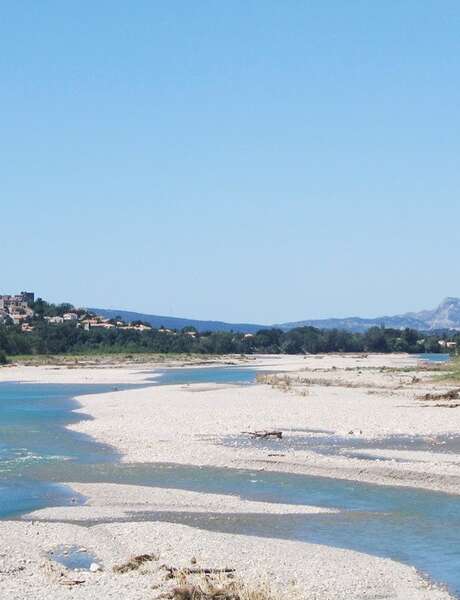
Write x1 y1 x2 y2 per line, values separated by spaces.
0 353 458 599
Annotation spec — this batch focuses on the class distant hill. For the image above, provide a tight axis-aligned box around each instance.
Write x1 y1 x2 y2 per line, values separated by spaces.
277 297 460 333
276 315 428 334
89 308 267 333
91 297 460 334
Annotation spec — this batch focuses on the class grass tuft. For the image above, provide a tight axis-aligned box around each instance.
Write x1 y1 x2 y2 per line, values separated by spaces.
168 573 278 600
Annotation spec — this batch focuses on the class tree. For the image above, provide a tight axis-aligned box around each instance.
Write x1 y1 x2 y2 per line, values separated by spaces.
364 327 389 352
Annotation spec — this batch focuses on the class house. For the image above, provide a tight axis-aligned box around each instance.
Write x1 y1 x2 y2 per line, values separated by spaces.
10 312 32 324
45 316 65 324
439 340 457 349
81 318 115 330
63 312 79 321
132 324 151 332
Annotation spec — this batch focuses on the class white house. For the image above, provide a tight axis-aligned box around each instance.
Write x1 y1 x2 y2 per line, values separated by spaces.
63 313 79 321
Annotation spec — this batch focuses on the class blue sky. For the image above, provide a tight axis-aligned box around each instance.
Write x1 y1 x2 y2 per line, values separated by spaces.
1 2 459 324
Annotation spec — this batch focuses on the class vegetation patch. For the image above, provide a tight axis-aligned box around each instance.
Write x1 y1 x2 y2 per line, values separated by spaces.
166 571 278 600
439 357 460 382
6 353 225 367
257 372 389 393
421 389 460 402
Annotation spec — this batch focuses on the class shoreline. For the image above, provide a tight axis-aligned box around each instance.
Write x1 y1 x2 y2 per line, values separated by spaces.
0 353 458 599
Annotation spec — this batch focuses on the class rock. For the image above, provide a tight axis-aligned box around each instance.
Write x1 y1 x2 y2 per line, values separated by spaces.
89 562 102 573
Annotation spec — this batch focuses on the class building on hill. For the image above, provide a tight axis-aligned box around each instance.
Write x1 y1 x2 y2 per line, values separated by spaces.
0 292 35 323
63 312 79 321
439 340 457 349
0 292 34 311
45 316 64 324
20 291 35 305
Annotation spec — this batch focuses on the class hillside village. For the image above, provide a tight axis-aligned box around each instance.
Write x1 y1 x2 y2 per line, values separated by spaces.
0 291 155 334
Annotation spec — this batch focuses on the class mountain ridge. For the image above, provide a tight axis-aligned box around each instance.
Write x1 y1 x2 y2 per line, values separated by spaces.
277 298 460 333
91 297 460 334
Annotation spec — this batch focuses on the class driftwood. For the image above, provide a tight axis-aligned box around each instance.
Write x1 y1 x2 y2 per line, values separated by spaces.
0 566 25 575
242 430 283 439
420 389 460 402
113 553 158 573
163 565 235 578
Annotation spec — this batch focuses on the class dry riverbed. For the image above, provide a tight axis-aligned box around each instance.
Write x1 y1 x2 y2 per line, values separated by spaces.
0 353 458 599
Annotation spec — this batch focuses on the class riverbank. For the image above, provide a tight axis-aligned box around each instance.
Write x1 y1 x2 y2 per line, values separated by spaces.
44 353 460 494
0 353 458 599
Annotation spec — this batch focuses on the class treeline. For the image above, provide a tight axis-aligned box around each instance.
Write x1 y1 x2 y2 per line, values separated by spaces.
0 319 456 361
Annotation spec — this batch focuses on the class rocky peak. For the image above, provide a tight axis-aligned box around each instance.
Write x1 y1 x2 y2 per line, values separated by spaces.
428 297 460 330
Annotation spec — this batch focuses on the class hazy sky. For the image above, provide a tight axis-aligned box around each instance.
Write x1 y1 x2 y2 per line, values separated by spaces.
2 2 459 324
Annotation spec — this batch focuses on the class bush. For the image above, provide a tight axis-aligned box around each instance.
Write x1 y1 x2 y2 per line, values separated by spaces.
0 350 8 365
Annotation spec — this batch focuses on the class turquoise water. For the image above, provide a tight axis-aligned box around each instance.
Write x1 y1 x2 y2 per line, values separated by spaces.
153 366 260 386
2 366 460 595
0 382 121 518
417 353 451 363
26 461 460 596
0 367 259 518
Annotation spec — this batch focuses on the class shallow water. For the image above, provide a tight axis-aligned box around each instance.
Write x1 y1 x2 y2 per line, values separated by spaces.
152 366 260 386
2 366 460 595
0 367 258 518
217 430 460 462
28 461 460 596
0 381 122 519
417 353 451 363
48 544 100 571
